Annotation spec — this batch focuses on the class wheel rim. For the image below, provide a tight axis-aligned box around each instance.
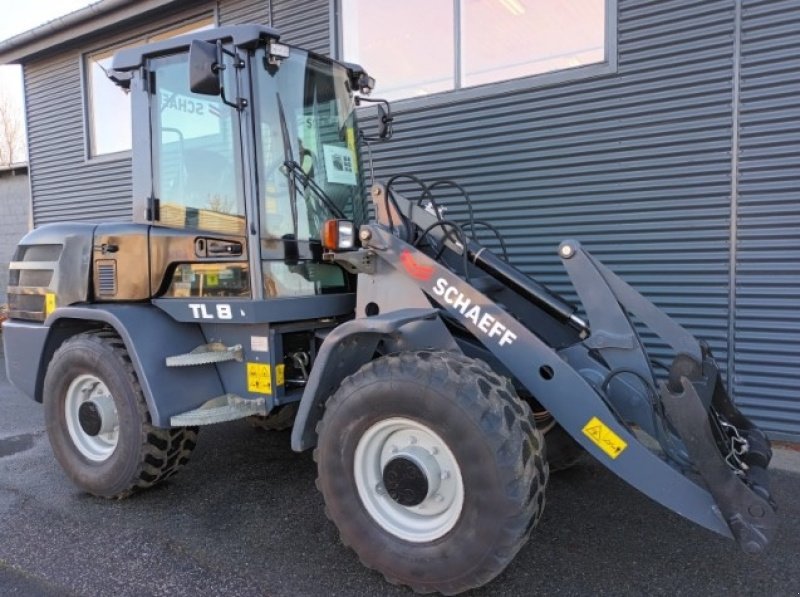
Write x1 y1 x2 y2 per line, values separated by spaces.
354 417 464 543
64 374 120 462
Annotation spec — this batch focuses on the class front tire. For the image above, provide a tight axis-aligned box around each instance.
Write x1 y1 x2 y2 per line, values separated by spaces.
315 351 548 595
43 331 198 498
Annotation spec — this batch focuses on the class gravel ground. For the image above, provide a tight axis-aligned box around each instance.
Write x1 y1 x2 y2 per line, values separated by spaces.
1 357 798 596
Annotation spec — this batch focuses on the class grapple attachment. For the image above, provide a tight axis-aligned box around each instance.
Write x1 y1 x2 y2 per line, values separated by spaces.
661 349 775 553
560 239 777 553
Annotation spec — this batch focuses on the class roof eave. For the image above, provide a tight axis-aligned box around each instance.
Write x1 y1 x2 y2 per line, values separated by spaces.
0 162 29 174
0 0 184 64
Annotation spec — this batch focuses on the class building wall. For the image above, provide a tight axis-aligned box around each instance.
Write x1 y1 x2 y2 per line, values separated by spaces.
735 0 800 439
217 0 270 26
271 0 331 55
0 167 30 304
365 0 737 378
17 0 800 439
272 0 800 439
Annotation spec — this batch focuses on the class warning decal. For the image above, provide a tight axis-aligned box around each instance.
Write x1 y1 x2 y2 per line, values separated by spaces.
582 416 628 459
247 362 272 395
45 293 56 316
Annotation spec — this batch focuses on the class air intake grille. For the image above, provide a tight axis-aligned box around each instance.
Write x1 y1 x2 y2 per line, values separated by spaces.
8 293 45 318
16 244 62 261
96 260 117 297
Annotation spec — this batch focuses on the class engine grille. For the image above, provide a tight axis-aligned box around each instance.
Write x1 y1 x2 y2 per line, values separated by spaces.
95 260 118 298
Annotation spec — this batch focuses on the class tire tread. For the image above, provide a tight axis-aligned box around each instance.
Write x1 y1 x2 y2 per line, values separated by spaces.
48 330 198 499
315 350 548 595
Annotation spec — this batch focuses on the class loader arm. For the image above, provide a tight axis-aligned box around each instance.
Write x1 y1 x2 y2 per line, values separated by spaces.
338 186 776 553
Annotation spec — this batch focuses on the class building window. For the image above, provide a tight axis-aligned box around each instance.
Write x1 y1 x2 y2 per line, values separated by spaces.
340 0 609 100
84 17 214 158
86 48 131 156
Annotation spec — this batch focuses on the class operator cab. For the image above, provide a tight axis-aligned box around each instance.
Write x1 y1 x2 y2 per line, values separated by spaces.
110 25 370 312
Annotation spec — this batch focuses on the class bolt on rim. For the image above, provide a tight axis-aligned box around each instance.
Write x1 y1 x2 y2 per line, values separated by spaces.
354 417 464 543
64 374 120 462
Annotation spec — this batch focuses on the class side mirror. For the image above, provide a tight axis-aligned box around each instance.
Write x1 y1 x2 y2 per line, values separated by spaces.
355 96 393 141
376 103 392 140
189 40 221 96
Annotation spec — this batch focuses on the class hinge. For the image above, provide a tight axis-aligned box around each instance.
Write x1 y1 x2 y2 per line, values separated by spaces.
145 69 155 93
146 195 160 221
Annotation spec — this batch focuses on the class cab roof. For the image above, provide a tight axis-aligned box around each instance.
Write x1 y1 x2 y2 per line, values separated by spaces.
111 24 280 72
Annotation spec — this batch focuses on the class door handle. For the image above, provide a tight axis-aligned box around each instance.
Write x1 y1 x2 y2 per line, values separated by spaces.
195 238 243 257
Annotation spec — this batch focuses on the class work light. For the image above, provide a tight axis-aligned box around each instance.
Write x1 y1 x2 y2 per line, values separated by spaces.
322 219 356 251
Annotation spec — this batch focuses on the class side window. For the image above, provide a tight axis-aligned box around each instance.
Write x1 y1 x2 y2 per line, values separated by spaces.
150 53 245 236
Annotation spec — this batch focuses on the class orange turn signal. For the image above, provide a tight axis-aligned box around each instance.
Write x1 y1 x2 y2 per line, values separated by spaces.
321 219 355 251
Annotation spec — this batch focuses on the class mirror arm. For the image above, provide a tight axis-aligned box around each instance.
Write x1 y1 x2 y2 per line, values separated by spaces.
215 40 247 111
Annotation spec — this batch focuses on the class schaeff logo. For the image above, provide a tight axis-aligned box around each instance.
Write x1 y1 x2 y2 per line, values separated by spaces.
432 278 517 347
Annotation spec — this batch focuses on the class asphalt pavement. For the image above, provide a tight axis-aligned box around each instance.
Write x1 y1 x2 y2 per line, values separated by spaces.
1 356 799 597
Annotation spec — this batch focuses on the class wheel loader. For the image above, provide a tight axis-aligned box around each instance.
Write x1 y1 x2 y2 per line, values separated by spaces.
3 25 776 594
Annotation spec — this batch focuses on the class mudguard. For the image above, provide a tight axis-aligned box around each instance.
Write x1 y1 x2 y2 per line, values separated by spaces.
291 308 449 451
35 305 222 427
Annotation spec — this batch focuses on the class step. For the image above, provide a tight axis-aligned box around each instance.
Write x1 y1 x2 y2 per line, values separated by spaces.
165 342 243 367
170 394 267 426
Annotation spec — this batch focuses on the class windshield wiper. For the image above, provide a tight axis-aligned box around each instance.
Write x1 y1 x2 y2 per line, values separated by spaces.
275 92 345 226
281 159 346 219
275 93 299 237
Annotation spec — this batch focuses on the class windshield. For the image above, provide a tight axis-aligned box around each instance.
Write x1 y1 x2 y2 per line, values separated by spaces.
255 48 366 243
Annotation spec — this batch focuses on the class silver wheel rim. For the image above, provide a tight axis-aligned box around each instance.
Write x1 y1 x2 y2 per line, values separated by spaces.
64 374 120 462
354 417 464 543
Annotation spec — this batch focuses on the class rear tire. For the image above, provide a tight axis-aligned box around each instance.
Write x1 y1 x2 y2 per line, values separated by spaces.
43 331 198 498
315 351 548 595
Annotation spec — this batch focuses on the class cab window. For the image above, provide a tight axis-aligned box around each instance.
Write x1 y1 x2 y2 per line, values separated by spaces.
150 52 245 235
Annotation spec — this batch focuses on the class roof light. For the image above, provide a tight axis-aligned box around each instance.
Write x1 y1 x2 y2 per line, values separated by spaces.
268 42 290 60
359 74 376 94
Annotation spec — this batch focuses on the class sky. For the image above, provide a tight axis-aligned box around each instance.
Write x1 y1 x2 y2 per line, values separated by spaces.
0 0 94 149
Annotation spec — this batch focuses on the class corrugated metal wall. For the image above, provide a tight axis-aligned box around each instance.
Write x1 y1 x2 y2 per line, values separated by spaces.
25 49 135 224
736 0 800 440
217 0 269 26
366 0 737 373
271 0 330 55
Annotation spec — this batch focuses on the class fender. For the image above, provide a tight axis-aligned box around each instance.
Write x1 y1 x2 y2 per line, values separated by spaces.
31 305 222 427
291 308 453 452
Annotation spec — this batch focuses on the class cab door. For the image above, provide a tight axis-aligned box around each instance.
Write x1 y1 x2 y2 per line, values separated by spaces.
145 50 252 300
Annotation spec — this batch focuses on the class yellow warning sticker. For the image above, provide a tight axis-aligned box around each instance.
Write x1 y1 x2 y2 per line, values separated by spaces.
275 364 285 386
247 362 272 395
45 293 56 316
582 416 628 459
346 127 359 174
205 273 219 287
